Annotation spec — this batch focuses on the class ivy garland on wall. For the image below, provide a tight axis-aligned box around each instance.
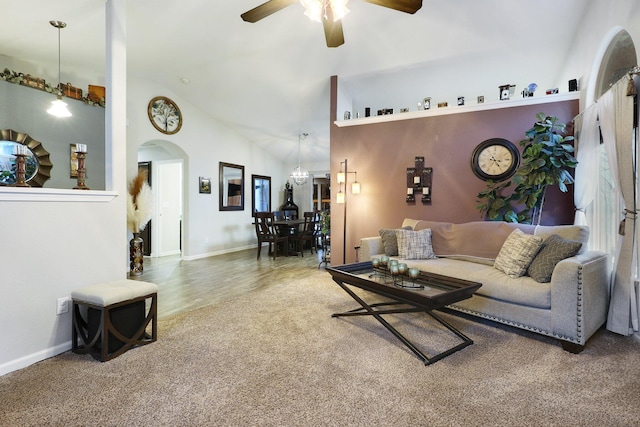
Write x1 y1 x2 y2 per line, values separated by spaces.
0 68 105 108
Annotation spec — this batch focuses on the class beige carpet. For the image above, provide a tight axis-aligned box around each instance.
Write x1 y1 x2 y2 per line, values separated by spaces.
1 268 639 426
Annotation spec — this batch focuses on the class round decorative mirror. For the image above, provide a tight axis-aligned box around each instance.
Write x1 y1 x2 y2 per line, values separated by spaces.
0 129 52 187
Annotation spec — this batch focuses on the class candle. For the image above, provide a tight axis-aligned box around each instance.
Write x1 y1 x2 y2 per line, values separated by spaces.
13 144 28 155
409 268 420 279
407 188 413 195
380 255 389 266
413 176 421 184
76 143 87 153
389 259 398 267
398 263 407 274
390 265 399 276
372 258 380 267
424 187 430 195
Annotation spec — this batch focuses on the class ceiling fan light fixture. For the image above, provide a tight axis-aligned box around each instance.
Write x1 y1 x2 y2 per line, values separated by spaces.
300 0 349 23
301 0 323 22
330 0 350 21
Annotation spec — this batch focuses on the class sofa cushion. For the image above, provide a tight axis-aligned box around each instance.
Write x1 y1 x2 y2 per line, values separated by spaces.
401 258 492 281
401 218 422 230
468 268 552 309
379 226 412 256
527 234 583 283
413 220 536 260
534 225 589 254
397 257 551 309
395 228 437 260
494 229 544 278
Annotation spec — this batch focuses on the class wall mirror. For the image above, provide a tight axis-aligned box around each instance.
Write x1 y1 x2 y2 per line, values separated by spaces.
251 174 271 216
0 129 52 187
219 162 244 211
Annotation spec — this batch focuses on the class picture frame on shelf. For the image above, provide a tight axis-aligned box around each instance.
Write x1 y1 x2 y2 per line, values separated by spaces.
199 176 211 194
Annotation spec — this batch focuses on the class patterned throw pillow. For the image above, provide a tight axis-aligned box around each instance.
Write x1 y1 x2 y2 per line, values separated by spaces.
494 229 543 278
395 228 437 260
527 234 582 283
379 227 411 256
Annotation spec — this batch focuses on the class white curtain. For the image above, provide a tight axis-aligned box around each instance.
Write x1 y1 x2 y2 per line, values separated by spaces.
602 74 638 336
574 103 601 228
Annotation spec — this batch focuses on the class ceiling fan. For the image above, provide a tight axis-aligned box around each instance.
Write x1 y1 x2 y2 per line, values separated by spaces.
241 0 423 48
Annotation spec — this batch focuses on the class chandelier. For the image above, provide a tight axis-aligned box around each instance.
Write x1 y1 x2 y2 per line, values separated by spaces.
300 0 350 22
291 133 310 186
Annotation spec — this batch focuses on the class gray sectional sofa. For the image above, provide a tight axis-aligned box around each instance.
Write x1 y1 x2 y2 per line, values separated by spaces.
359 219 610 352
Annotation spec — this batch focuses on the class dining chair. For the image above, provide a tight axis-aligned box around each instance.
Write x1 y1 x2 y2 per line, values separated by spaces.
292 211 317 257
254 212 288 260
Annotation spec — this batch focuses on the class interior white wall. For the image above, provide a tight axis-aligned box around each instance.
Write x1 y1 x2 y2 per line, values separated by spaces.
125 77 289 260
0 0 127 376
558 0 640 107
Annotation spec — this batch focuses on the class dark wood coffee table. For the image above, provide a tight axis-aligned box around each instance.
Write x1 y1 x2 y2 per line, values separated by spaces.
326 261 482 365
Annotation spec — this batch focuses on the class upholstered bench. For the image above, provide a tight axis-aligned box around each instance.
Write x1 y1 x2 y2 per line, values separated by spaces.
71 279 158 362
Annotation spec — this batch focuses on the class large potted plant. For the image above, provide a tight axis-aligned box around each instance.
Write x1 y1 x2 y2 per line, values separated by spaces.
477 113 578 224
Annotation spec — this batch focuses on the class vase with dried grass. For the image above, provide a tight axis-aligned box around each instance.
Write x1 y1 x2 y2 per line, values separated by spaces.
127 171 153 276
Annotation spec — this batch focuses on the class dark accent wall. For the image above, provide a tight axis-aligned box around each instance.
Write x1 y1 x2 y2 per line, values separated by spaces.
330 76 579 264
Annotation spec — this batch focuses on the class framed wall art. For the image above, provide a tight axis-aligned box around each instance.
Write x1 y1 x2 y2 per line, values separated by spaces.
199 176 211 194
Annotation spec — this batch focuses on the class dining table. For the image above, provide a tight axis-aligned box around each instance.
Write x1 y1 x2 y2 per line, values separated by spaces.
273 218 305 236
273 218 305 255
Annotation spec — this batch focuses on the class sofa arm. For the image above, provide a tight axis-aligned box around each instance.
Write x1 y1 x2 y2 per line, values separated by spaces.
550 250 610 346
360 236 383 261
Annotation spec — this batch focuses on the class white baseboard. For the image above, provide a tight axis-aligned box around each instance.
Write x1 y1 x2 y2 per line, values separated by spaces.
0 341 71 377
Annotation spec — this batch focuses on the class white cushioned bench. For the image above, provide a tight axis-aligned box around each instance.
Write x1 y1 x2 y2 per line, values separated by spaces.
71 279 158 362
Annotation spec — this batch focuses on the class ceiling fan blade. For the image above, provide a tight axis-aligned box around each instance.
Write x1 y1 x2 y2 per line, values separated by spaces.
362 0 423 14
241 0 298 23
323 16 345 48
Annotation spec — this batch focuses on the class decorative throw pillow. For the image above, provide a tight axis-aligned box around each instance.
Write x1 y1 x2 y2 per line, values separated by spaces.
527 234 582 283
379 226 411 256
494 229 543 278
395 228 436 260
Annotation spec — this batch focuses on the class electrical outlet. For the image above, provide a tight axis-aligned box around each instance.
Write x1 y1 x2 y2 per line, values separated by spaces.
57 297 71 315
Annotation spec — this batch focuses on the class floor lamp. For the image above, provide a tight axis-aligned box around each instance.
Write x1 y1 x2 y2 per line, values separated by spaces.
336 159 360 264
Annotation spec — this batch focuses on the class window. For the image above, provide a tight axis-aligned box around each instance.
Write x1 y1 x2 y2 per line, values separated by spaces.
589 29 636 263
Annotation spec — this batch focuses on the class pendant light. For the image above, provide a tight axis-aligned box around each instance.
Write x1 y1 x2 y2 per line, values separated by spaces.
47 20 72 118
291 133 310 186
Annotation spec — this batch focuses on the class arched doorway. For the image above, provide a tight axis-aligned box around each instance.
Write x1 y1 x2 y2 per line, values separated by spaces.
138 140 187 258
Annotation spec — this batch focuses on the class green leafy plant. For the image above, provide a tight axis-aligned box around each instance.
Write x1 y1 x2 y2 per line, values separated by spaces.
477 113 578 225
319 210 331 235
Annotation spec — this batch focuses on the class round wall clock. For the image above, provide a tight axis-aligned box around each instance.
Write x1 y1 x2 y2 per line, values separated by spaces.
471 138 520 181
147 96 182 134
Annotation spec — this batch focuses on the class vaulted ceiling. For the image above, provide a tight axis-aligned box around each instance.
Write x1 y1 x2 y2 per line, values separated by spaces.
2 1 590 166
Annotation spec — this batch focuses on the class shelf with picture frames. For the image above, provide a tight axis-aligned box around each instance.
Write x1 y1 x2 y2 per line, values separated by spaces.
334 92 580 127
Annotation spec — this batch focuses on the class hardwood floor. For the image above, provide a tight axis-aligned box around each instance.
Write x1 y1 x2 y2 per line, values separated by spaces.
130 247 329 319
